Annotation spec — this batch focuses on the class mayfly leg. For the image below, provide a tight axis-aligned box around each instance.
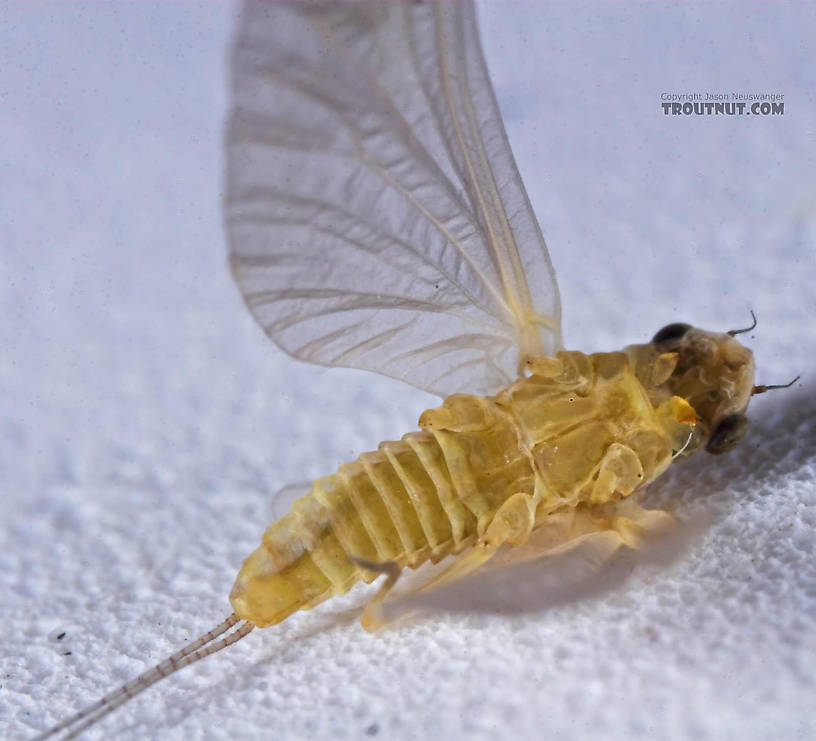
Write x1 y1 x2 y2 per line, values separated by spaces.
33 614 254 740
350 557 402 632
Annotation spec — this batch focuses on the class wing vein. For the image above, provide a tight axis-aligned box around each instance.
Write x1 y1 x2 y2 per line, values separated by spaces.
228 185 500 321
245 289 506 339
454 3 543 358
329 321 416 366
432 5 516 321
369 161 510 318
306 10 514 318
452 5 534 315
231 87 511 319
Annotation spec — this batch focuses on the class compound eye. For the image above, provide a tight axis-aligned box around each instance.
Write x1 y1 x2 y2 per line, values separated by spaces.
652 323 692 344
705 414 749 455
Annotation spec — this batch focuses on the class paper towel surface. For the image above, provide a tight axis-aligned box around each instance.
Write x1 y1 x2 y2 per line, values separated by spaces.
1 3 815 740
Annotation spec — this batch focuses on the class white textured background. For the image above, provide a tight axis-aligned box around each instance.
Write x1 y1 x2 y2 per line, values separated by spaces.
2 2 815 740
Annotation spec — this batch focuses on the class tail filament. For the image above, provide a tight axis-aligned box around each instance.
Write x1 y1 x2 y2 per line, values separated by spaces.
33 614 254 740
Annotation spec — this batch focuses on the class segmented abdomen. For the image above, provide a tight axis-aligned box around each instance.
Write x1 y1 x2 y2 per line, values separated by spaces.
229 397 534 628
229 351 679 628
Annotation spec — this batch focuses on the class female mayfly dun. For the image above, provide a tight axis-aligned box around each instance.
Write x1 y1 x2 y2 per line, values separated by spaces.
31 1 799 739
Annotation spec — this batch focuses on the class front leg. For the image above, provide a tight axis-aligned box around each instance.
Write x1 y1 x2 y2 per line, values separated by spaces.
591 497 677 549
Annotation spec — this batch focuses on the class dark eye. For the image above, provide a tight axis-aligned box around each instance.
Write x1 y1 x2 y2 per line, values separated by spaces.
706 414 749 454
652 323 692 344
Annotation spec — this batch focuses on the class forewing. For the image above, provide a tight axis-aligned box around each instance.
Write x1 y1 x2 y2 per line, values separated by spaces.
225 0 562 397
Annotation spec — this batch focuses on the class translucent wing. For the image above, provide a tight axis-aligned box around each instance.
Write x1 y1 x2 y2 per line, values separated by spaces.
225 0 562 397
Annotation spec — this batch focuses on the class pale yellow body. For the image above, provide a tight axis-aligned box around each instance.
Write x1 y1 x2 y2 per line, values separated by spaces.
230 350 690 628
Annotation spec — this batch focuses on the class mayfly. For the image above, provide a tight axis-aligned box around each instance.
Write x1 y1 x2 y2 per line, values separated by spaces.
34 2 796 739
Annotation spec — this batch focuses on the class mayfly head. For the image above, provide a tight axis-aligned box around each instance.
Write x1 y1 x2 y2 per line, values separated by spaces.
628 321 758 457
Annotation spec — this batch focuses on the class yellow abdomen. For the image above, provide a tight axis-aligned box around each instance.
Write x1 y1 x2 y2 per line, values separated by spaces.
230 350 675 627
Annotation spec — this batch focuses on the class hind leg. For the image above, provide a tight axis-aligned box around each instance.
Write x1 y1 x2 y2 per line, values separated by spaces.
350 557 402 632
402 492 538 595
351 492 536 629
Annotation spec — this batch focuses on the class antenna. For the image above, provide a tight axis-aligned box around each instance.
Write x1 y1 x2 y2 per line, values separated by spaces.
728 310 758 337
33 614 254 740
752 375 801 395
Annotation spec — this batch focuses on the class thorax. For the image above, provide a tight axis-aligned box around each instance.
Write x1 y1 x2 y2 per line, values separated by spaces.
495 350 674 510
